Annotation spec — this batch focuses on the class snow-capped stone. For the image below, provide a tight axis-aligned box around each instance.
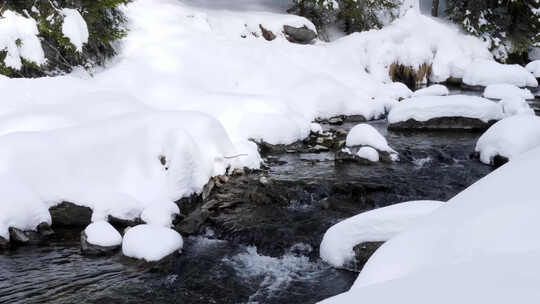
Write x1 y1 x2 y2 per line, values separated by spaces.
500 98 535 117
463 60 538 88
320 201 443 270
412 85 449 97
346 124 394 153
61 9 89 52
356 147 379 163
483 84 534 100
122 224 183 262
525 60 540 77
81 221 122 255
475 115 540 165
388 95 504 130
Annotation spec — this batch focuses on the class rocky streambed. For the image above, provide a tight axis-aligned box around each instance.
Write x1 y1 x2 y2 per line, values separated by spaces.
0 113 496 304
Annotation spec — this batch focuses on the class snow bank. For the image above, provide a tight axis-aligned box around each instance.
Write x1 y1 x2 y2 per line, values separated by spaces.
483 84 534 100
61 9 89 52
475 115 540 165
320 201 443 268
0 10 45 69
0 176 51 240
84 221 122 247
122 224 183 261
412 84 449 97
526 60 540 77
352 145 540 288
463 60 538 88
388 95 504 124
346 124 394 153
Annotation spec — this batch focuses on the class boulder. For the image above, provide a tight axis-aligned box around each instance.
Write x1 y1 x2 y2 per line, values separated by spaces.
350 242 384 272
49 202 92 227
388 117 496 131
259 24 276 41
283 25 317 44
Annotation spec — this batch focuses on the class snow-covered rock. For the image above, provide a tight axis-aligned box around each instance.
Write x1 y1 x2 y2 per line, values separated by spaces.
412 85 449 97
61 9 89 52
320 201 443 270
499 97 535 117
346 124 394 153
483 84 534 100
475 115 540 165
81 221 122 254
525 60 540 78
463 60 538 88
356 147 380 163
388 95 504 130
122 224 183 262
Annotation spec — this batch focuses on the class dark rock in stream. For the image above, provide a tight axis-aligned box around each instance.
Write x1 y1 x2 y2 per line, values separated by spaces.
283 25 317 44
350 242 384 272
49 202 93 227
389 117 496 131
80 231 120 255
0 236 8 250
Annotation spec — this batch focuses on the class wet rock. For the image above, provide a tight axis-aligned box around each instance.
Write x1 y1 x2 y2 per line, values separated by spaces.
176 208 210 235
259 24 276 41
0 236 9 250
37 222 54 237
344 115 367 123
8 227 29 243
107 215 142 229
335 149 376 165
49 202 92 227
202 179 215 200
388 117 496 131
80 231 120 255
349 242 384 272
327 116 345 125
283 25 317 44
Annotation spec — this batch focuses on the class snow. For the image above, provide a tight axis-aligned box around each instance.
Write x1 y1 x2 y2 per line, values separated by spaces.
310 122 323 134
412 84 449 97
388 95 504 124
351 145 540 288
475 115 540 165
84 221 122 247
122 224 183 261
320 201 443 269
356 147 379 162
499 97 535 117
346 124 394 153
463 59 538 88
526 60 540 77
0 10 45 69
61 9 89 52
483 84 534 100
0 175 51 240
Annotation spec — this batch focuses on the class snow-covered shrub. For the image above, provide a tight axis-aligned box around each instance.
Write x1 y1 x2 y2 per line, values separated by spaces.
446 0 540 62
1 0 131 77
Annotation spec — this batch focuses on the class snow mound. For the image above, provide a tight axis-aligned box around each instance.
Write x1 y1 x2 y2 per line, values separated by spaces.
356 147 379 162
500 97 535 117
346 124 394 153
84 221 122 247
483 84 534 100
353 145 540 289
0 10 45 69
388 95 504 124
463 60 538 88
320 201 443 269
475 115 540 165
122 224 183 261
0 175 51 240
526 60 540 77
412 85 449 97
61 9 89 52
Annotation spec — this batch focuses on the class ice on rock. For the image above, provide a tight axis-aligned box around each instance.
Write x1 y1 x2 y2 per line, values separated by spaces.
525 60 540 77
346 124 394 153
320 201 443 269
61 9 89 52
412 85 449 97
483 84 534 100
388 95 504 124
122 224 183 262
463 60 538 88
84 221 122 247
475 115 540 165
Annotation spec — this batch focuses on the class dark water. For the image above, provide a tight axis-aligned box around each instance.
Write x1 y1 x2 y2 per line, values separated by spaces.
0 118 495 303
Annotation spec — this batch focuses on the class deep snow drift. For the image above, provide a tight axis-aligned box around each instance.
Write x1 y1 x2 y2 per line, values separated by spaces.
321 145 540 303
320 201 443 269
